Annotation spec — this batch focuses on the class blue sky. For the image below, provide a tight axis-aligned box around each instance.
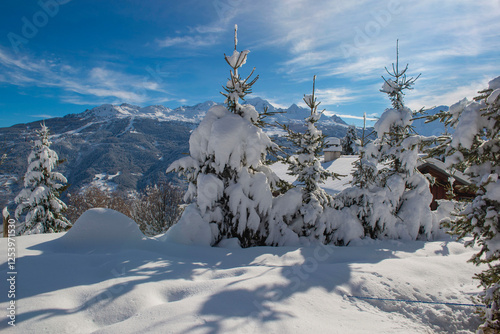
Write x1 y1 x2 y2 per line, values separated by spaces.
0 0 499 127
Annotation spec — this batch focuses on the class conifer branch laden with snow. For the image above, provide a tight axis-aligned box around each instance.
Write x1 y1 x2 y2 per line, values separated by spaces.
14 123 71 234
167 25 288 247
221 24 259 123
338 43 436 241
431 76 500 333
276 76 343 243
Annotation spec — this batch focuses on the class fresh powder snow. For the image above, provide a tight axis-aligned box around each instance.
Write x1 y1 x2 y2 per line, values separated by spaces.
0 210 484 333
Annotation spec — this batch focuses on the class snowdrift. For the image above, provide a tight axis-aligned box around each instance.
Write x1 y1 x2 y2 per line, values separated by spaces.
56 208 146 251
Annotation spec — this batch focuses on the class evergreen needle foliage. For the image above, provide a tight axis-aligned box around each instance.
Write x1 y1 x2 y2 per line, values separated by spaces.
278 76 341 240
431 77 500 333
168 25 281 247
342 125 359 155
338 42 435 241
15 123 71 234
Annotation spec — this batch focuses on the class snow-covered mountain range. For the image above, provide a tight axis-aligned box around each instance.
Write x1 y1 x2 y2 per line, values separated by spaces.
0 97 445 209
74 97 350 127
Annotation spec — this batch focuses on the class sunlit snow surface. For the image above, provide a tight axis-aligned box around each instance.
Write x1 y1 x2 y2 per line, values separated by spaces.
0 208 483 333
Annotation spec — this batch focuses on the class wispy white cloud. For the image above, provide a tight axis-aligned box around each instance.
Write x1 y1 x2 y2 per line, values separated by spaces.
315 88 355 105
252 0 500 87
60 96 101 105
407 77 492 109
157 35 219 48
85 88 143 102
0 47 172 106
156 0 245 49
324 112 378 121
30 114 55 119
326 56 390 78
294 86 357 111
191 26 224 34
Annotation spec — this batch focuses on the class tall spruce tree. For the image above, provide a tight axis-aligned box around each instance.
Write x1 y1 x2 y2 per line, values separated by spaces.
372 41 420 179
431 76 500 333
338 43 435 240
167 25 283 247
278 76 341 242
15 123 71 234
364 43 434 239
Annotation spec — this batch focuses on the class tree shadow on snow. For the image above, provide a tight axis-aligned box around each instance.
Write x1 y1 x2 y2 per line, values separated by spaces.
180 243 403 334
5 236 429 332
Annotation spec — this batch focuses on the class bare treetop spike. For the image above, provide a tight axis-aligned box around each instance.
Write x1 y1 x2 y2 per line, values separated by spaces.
234 24 238 50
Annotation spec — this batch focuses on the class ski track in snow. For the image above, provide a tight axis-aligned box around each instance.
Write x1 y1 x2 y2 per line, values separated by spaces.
0 212 483 333
60 121 104 137
117 117 135 137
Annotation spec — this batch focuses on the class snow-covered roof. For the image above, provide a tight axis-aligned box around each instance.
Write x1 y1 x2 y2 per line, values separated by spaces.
325 137 340 145
324 137 342 152
418 157 470 185
324 146 342 152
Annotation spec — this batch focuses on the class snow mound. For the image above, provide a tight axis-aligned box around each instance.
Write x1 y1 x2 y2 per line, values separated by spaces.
58 208 145 250
160 204 213 246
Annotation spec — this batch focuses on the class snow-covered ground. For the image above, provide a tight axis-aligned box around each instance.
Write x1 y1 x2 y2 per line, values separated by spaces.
1 209 484 333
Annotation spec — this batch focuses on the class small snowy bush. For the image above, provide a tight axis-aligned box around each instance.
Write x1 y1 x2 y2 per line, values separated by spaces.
66 186 132 223
132 183 184 236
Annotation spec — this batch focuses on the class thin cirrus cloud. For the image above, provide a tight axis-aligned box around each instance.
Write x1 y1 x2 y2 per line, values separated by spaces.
295 87 357 112
406 77 493 110
262 0 499 86
0 47 170 105
30 114 56 119
157 34 220 48
325 56 390 78
314 88 355 105
326 112 378 121
156 3 241 49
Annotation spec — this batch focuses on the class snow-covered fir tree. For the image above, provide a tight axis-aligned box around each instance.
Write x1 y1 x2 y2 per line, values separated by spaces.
365 45 435 239
277 76 341 243
337 44 436 240
431 76 500 333
334 153 378 238
350 157 377 189
15 123 71 234
167 25 287 247
341 125 359 155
